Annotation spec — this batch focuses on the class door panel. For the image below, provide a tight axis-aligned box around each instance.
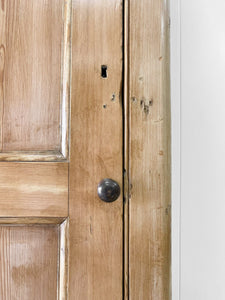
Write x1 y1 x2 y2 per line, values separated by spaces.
0 225 59 300
0 0 70 160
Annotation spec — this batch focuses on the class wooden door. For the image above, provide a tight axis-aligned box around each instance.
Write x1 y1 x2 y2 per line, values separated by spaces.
0 0 123 299
0 0 171 299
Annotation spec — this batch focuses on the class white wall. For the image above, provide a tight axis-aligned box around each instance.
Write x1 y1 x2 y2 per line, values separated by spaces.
171 0 225 299
170 0 180 298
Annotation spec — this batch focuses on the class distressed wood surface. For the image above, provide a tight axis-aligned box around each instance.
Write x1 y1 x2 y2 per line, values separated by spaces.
128 0 171 299
0 0 70 159
0 225 59 300
69 0 123 298
0 162 68 217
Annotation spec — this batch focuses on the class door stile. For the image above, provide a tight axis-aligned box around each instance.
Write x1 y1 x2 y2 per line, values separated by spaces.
69 0 123 299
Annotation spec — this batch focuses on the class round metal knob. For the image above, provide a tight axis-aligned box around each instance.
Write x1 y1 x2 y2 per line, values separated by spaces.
97 178 121 202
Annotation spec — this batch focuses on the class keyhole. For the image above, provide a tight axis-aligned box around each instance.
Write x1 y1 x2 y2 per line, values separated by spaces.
101 65 107 78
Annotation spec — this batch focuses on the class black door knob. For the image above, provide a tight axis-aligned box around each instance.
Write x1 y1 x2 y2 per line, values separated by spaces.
97 178 121 202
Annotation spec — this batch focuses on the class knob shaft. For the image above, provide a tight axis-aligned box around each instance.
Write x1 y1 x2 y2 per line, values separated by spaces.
97 178 120 202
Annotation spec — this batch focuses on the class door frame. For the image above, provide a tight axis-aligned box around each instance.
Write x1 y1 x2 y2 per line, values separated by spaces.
124 0 171 299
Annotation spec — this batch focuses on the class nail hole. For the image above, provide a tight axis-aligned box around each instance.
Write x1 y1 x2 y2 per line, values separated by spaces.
111 93 116 101
103 104 107 109
101 65 107 78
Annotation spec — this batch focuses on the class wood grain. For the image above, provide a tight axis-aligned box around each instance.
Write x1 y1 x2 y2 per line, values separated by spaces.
69 0 123 298
128 0 171 299
0 0 64 153
0 162 68 217
0 225 59 300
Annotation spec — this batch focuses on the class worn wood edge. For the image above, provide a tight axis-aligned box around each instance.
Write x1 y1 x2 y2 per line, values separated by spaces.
159 0 171 297
58 218 69 300
60 0 71 160
0 150 68 161
0 217 66 225
123 0 129 299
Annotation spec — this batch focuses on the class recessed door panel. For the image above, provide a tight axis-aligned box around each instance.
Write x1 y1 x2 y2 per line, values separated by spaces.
0 225 59 300
0 0 70 160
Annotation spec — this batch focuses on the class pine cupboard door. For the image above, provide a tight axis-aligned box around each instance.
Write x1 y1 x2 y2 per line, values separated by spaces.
0 0 123 299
